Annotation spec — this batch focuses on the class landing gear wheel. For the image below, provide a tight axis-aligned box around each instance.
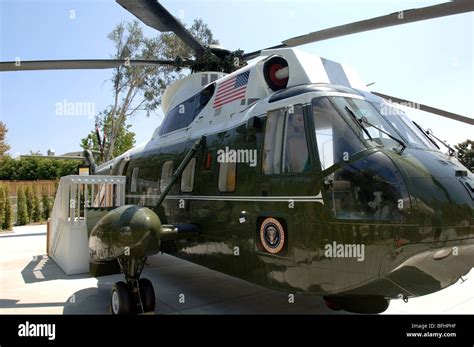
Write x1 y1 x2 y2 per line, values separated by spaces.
324 296 389 314
139 278 156 313
111 281 132 315
343 296 389 314
323 296 342 311
115 257 155 314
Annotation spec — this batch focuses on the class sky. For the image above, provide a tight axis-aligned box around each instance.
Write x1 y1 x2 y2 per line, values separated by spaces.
0 0 472 157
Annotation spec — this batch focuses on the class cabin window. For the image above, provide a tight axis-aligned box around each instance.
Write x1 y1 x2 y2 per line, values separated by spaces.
262 108 285 174
262 105 309 174
312 97 365 171
160 161 174 192
283 105 310 173
159 94 200 135
130 167 139 193
218 162 236 192
136 165 160 205
181 158 196 193
159 85 215 136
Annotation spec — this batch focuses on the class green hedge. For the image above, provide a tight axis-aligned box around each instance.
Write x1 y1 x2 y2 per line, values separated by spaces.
0 157 79 180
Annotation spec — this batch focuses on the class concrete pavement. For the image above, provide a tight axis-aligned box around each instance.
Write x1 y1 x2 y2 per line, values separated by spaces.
1 225 473 314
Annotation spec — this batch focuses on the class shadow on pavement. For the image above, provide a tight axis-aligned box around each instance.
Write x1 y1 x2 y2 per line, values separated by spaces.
21 254 91 284
0 299 66 309
63 287 112 314
61 254 345 315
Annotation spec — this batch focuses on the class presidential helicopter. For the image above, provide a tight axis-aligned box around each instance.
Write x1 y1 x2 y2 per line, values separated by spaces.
1 0 474 315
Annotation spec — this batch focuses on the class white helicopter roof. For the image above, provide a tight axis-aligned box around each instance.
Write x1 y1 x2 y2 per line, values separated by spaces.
147 48 368 146
162 48 368 113
269 48 369 91
161 71 227 115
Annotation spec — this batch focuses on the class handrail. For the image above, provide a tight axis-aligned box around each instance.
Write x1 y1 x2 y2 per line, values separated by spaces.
48 175 126 256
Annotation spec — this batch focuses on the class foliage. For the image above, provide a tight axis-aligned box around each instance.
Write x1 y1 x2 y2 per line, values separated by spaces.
2 186 12 230
25 186 33 223
32 188 41 223
0 186 5 228
455 139 474 172
80 111 135 164
42 190 52 220
0 157 78 180
16 187 28 226
81 19 217 163
0 121 10 158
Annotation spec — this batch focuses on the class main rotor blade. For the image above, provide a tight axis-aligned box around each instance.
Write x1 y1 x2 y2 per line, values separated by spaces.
372 91 474 125
0 59 178 72
116 0 206 56
243 0 474 60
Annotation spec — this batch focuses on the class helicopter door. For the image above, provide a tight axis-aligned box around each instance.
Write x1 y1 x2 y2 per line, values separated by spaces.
257 104 316 256
259 104 313 196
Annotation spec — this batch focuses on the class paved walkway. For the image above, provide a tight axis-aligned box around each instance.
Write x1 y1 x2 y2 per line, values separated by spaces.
1 225 473 314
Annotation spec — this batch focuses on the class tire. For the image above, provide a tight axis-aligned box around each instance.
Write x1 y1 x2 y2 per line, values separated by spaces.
326 296 389 314
346 296 389 314
139 278 156 313
111 281 132 315
323 296 342 311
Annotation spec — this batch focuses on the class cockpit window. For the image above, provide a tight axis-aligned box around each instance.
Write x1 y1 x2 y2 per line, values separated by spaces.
312 97 366 171
324 152 410 221
312 97 410 221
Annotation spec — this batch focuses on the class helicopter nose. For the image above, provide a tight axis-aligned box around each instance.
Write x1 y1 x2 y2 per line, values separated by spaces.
394 149 474 240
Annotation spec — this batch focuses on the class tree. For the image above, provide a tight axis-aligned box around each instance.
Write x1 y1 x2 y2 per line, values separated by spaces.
32 188 41 222
0 121 10 158
80 111 136 164
0 186 5 228
42 189 52 220
17 187 28 226
25 186 34 223
80 19 217 163
2 187 12 230
455 140 474 172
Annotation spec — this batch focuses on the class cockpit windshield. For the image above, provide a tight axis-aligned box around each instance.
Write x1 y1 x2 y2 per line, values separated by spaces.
370 101 438 151
312 96 413 222
312 96 409 171
312 96 441 168
330 97 405 149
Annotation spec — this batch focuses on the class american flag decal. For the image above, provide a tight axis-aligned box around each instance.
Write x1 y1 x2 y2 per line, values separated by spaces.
213 70 250 108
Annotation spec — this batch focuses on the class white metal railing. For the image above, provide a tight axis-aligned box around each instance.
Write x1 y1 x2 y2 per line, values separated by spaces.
48 175 126 275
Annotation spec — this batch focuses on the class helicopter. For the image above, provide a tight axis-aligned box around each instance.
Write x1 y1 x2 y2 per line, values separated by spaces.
1 0 473 315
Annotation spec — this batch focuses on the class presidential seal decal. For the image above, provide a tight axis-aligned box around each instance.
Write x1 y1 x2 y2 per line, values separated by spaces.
260 218 285 254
